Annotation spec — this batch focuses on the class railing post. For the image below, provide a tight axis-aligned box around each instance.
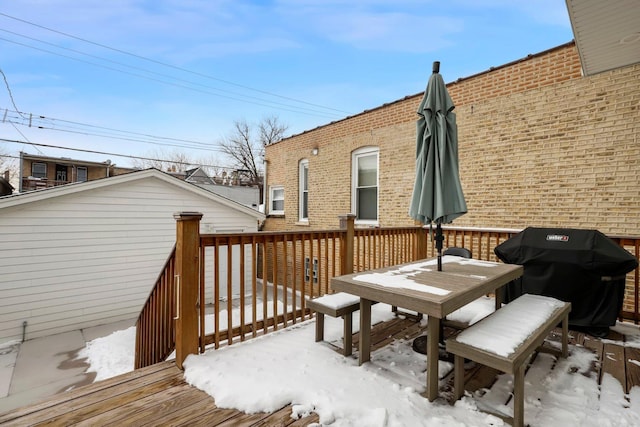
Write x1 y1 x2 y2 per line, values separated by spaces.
339 214 356 275
416 225 427 260
173 212 203 370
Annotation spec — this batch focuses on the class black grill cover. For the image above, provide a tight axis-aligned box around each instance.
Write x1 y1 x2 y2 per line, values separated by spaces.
494 227 638 330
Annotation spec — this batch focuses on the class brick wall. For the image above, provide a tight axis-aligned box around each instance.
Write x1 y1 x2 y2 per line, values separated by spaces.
264 42 640 237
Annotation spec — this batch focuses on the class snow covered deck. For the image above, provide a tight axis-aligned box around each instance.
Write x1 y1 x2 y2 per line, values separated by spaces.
1 317 639 426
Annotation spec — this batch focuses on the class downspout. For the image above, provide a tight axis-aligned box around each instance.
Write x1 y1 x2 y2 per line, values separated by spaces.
262 159 268 213
19 151 23 192
259 159 268 231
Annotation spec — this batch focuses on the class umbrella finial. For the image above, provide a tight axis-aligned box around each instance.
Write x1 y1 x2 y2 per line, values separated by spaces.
432 61 440 74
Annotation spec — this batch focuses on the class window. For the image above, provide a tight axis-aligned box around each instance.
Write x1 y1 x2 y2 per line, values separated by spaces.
299 159 309 221
352 147 379 224
32 163 46 179
270 186 284 215
77 167 88 182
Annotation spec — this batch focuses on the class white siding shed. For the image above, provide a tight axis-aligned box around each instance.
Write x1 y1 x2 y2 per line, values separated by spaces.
0 169 264 344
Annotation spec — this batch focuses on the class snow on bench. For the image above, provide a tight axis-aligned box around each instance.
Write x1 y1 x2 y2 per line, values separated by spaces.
446 294 571 427
306 292 370 356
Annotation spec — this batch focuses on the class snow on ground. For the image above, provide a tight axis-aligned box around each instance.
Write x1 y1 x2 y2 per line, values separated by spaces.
79 304 640 426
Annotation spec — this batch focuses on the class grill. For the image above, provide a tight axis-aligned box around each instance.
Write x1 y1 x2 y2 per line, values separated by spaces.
494 227 638 337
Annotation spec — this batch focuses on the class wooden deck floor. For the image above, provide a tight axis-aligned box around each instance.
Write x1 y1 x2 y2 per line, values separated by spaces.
1 317 639 426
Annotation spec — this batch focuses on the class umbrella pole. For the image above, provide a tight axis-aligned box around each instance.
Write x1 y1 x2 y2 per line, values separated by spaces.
435 223 444 271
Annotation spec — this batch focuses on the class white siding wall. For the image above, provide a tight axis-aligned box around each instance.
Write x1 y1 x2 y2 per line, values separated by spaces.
0 175 260 344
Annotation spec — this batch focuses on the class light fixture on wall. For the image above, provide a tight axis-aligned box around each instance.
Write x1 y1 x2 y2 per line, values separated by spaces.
311 147 319 156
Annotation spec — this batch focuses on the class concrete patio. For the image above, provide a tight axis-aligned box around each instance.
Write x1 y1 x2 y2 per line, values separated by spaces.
0 318 136 414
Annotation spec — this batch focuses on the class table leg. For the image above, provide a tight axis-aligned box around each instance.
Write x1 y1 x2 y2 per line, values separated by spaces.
495 285 504 311
427 315 440 401
358 298 372 365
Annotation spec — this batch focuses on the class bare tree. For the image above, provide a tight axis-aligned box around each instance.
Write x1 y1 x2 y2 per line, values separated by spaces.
0 150 18 190
259 115 288 147
131 149 193 173
219 116 288 186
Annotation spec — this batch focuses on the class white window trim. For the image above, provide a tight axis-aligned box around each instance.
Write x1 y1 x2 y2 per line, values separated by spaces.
351 146 379 226
299 159 309 222
32 162 46 179
269 185 285 215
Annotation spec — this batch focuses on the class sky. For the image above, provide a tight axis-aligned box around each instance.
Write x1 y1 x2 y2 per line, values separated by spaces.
0 0 574 172
77 302 640 426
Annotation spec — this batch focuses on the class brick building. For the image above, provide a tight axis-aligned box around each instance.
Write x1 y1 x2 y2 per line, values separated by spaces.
263 42 639 236
19 152 135 192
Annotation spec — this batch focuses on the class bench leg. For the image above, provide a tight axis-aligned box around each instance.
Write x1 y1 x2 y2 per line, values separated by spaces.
453 354 465 400
343 313 353 356
562 314 569 358
513 363 525 427
315 313 325 342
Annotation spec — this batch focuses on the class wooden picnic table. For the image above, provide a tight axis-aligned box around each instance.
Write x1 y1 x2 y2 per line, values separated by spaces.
330 256 523 401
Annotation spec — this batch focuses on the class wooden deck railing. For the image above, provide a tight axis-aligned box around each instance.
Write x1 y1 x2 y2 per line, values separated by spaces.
135 216 640 369
135 247 176 369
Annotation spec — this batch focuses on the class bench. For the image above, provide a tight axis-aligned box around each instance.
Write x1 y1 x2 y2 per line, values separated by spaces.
445 294 571 427
306 293 367 356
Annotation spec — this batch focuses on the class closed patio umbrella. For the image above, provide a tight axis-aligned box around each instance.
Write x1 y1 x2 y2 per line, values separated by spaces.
409 61 467 271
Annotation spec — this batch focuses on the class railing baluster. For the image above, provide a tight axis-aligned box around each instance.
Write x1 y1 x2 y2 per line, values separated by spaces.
252 236 258 337
214 238 220 349
227 236 233 345
239 237 246 340
283 235 289 328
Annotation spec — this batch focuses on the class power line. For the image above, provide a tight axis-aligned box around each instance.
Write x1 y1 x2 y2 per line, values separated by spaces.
0 35 341 120
0 68 23 117
0 70 44 154
2 108 224 152
0 137 237 171
0 12 353 116
3 107 221 149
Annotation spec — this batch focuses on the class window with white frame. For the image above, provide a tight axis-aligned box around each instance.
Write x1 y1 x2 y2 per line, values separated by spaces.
270 185 285 215
352 147 379 224
32 162 46 178
299 159 309 221
77 167 88 182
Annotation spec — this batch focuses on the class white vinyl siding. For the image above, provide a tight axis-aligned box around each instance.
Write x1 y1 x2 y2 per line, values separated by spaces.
0 172 262 343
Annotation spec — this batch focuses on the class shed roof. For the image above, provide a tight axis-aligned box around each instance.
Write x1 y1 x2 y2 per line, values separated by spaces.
0 168 265 221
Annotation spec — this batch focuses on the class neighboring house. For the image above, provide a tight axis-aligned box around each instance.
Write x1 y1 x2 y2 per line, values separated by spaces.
195 183 260 211
0 168 265 344
185 167 216 185
262 41 640 237
185 166 261 210
19 152 136 193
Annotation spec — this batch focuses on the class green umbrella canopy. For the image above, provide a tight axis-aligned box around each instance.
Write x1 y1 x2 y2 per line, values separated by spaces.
409 62 467 226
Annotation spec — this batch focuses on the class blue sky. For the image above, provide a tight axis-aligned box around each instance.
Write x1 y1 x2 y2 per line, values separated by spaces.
0 0 573 170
